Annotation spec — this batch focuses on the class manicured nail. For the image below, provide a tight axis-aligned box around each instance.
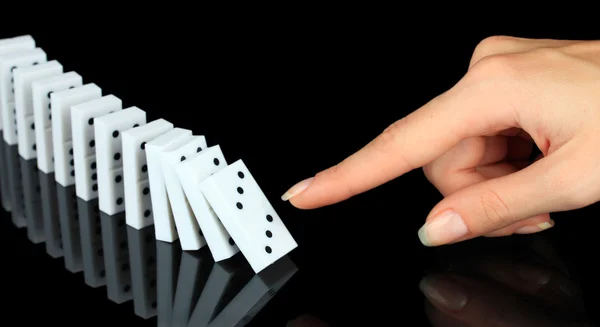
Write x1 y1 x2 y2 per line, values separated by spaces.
281 177 314 201
515 221 554 234
419 275 468 311
418 209 468 246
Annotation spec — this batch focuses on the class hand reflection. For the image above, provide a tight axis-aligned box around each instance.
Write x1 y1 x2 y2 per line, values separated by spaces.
421 237 592 326
286 314 329 327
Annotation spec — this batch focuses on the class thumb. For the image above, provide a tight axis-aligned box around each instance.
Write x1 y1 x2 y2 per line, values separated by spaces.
418 142 588 246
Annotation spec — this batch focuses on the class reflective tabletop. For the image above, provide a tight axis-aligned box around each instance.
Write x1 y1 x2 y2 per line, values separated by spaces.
1 138 598 326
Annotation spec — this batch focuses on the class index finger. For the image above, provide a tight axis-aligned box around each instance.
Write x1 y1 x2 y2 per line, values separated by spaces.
283 71 520 209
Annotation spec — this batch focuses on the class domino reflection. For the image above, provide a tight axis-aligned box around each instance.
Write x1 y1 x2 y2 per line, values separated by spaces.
21 156 44 243
39 171 62 258
56 183 83 272
100 211 133 304
172 246 213 326
0 138 12 212
78 198 106 287
5 143 25 227
127 225 157 319
157 240 182 326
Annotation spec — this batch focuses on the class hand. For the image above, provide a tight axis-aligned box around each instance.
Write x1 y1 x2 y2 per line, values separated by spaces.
281 36 600 246
286 314 330 327
421 236 591 326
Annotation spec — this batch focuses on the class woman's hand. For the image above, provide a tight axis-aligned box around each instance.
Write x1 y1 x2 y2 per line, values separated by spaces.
282 36 600 246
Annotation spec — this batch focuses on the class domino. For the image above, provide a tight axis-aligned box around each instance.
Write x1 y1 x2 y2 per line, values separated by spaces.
0 35 35 131
144 128 192 241
122 118 173 228
199 159 298 273
160 135 208 251
0 48 47 144
71 95 123 200
94 107 146 214
156 241 182 326
175 145 240 261
171 249 213 326
127 225 158 319
14 60 63 159
51 84 102 186
32 72 83 173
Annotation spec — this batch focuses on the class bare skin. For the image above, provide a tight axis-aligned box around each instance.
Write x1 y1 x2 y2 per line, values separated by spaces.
281 36 600 246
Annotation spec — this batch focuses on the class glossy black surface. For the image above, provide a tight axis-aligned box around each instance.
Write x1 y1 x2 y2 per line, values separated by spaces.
1 25 600 326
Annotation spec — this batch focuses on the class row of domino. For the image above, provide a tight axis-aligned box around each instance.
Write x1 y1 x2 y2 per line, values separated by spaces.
0 35 297 273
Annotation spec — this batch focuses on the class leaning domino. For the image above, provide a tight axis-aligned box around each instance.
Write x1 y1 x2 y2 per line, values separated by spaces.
32 72 83 173
144 128 191 241
94 107 146 214
199 159 298 273
160 135 208 251
0 47 47 144
0 35 36 132
175 145 240 261
13 60 63 159
71 95 123 200
51 84 102 186
122 119 173 228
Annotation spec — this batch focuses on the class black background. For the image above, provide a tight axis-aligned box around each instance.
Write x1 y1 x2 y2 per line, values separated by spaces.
1 15 600 326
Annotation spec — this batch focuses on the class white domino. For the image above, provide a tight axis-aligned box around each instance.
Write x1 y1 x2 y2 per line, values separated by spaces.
94 107 146 215
175 145 240 261
199 159 298 273
145 128 192 241
71 95 123 200
0 35 36 132
0 48 47 144
14 60 63 159
122 119 173 228
51 83 102 186
160 136 208 251
32 72 83 173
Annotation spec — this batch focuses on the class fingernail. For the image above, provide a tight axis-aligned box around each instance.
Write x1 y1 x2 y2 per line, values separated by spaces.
281 177 314 201
515 221 554 234
418 209 468 246
419 275 468 311
516 267 551 285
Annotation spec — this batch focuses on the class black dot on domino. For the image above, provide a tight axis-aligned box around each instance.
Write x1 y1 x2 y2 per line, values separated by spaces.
91 162 96 169
69 148 73 155
116 198 123 205
33 62 38 65
141 165 147 172
10 66 16 72
69 86 74 89
180 156 186 162
236 202 243 209
113 130 119 138
266 214 273 222
133 124 139 127
213 158 219 165
92 184 98 191
196 147 202 152
70 170 74 177
70 159 74 166
32 144 36 151
30 123 34 130
47 91 52 98
141 142 146 149
265 246 272 254
143 187 149 195
88 118 93 125
92 173 97 180
114 153 121 160
238 171 244 179
266 230 272 238
144 210 151 217
228 237 235 245
115 175 122 183
237 187 243 194
89 140 95 147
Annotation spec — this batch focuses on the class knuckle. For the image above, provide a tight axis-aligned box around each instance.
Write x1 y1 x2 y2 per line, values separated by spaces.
471 35 518 65
468 53 520 79
478 189 514 228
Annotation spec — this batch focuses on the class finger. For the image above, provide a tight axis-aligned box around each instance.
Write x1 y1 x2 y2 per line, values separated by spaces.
484 214 553 237
418 142 586 247
283 81 520 209
420 274 576 327
470 36 580 69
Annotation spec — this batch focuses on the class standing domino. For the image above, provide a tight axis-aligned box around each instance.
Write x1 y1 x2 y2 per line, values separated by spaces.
32 72 83 173
122 119 173 228
160 135 208 251
175 145 240 261
0 35 36 132
71 95 123 200
13 60 63 159
51 84 102 186
0 48 47 144
145 128 191 241
94 107 146 215
199 159 298 273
